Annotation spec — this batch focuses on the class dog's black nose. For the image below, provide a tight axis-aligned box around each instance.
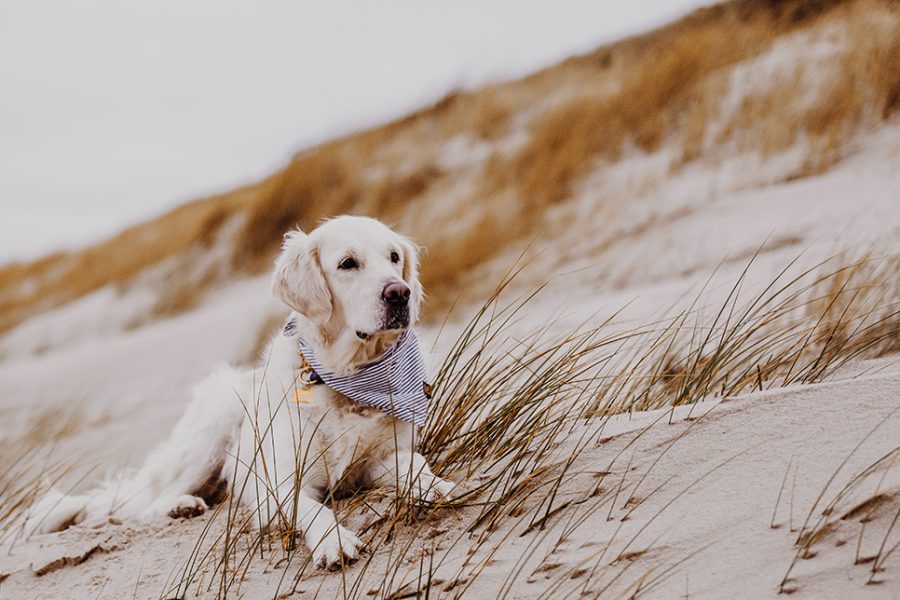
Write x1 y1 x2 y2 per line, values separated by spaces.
382 281 410 307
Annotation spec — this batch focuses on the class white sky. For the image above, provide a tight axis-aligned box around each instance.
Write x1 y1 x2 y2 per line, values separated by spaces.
0 1 715 262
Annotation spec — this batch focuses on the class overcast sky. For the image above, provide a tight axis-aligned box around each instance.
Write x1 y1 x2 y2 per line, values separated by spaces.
0 0 715 262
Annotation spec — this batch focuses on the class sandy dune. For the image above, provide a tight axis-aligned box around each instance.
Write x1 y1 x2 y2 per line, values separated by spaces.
1 358 897 599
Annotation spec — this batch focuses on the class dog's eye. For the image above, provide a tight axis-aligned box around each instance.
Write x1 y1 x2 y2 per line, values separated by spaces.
390 251 400 264
338 257 358 270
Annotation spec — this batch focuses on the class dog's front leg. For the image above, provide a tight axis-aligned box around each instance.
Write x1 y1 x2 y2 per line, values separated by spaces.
295 488 361 569
370 451 454 503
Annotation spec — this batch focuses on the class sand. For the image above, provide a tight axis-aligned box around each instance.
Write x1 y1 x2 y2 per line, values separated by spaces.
1 110 899 600
1 358 897 599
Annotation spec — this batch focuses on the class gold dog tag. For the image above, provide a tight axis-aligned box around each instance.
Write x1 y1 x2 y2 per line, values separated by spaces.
292 387 315 404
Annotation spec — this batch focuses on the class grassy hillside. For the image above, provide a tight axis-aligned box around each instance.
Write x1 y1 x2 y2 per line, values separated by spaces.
2 0 899 333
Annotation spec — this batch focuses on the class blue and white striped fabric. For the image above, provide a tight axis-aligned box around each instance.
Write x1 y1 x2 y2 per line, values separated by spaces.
295 329 431 426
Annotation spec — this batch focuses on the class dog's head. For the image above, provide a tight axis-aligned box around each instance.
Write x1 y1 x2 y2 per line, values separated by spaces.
272 216 423 358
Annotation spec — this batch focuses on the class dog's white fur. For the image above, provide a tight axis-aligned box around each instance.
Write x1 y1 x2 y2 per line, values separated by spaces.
25 216 452 568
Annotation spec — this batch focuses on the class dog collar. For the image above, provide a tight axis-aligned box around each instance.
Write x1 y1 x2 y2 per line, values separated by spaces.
283 319 432 426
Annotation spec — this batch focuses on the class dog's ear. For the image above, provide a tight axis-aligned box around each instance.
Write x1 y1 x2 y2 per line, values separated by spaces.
399 235 425 319
272 230 332 323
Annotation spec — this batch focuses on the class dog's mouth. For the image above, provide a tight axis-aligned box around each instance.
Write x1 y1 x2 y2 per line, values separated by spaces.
356 315 410 341
384 310 410 332
356 325 408 341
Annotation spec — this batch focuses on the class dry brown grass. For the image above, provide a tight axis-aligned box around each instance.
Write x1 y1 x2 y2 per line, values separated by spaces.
232 151 445 272
718 2 900 173
493 0 900 206
498 20 769 204
3 0 899 335
0 192 240 332
233 151 360 270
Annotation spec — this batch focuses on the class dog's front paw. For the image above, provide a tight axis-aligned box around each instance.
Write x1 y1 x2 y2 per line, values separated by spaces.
412 475 456 503
167 495 208 519
311 525 361 570
432 477 456 500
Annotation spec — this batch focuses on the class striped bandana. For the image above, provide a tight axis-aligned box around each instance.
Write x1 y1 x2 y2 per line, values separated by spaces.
285 321 431 426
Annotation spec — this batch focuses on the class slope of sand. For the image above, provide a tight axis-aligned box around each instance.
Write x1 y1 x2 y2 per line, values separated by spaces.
1 358 897 599
1 120 899 600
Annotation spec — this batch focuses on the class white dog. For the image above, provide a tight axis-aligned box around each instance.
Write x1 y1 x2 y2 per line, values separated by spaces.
25 216 453 568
